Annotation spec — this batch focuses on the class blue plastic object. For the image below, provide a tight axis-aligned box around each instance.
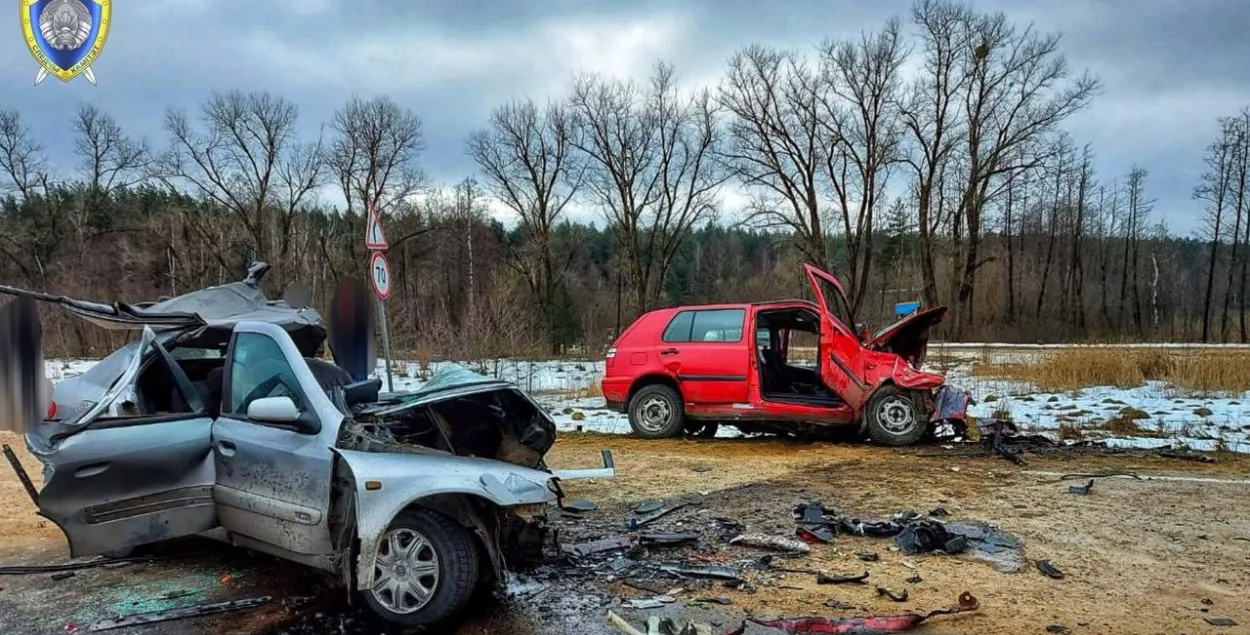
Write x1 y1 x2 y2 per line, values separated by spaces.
895 301 922 318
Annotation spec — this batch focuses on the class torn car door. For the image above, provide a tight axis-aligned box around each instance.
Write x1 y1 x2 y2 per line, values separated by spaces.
802 264 871 410
24 327 219 558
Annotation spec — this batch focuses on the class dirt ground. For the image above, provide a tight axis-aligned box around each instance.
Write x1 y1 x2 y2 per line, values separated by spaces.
2 430 1249 635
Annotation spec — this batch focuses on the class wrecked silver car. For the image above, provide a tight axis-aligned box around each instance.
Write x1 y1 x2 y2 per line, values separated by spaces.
1 266 610 627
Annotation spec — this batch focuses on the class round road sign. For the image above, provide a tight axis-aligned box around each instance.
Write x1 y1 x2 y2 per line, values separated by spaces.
369 251 392 300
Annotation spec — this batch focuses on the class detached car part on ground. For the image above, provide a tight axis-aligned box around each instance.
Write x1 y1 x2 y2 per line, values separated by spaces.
602 264 972 445
1 266 613 628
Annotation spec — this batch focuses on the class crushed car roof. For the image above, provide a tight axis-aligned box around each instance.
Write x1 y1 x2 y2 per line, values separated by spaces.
0 262 322 332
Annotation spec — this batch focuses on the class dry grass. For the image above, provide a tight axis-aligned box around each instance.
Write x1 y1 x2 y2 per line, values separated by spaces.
1057 422 1085 440
1103 417 1143 436
972 348 1250 393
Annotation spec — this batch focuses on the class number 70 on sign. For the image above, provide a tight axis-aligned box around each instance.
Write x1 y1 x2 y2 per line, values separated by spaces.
370 252 391 300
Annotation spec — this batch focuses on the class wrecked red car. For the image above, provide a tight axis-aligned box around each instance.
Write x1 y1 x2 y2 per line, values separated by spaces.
601 264 970 445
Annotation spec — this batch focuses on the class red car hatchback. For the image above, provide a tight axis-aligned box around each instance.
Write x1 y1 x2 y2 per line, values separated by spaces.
601 264 970 445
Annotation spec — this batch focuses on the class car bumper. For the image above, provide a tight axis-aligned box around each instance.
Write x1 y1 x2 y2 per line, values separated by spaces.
601 377 630 410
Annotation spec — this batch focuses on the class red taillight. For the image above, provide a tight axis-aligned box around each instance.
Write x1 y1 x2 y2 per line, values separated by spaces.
46 401 57 420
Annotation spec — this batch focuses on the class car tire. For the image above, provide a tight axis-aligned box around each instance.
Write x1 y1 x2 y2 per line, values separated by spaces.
360 508 479 628
864 385 928 446
628 384 685 439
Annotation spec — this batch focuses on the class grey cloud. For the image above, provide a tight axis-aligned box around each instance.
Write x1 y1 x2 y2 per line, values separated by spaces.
0 0 1246 233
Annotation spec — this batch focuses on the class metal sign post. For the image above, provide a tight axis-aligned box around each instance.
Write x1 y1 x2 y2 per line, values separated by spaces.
366 205 394 392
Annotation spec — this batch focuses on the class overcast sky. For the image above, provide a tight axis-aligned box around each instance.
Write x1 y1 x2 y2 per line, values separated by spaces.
2 0 1248 235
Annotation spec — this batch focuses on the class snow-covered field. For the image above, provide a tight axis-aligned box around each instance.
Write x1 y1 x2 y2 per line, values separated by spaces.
42 347 1250 453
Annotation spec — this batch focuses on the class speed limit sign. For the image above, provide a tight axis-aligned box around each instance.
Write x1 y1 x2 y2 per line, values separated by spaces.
369 251 392 300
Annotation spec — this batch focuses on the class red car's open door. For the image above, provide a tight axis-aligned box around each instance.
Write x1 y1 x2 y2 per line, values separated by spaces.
802 264 871 410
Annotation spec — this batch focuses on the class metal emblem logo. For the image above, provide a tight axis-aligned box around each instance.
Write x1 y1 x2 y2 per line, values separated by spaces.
20 0 111 85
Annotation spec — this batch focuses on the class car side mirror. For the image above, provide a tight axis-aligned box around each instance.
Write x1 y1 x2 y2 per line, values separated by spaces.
247 396 301 424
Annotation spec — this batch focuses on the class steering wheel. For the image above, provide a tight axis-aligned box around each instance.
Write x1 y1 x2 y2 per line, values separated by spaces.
241 374 291 409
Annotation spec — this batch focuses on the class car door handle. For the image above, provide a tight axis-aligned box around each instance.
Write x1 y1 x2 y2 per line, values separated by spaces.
75 462 109 478
660 348 680 356
217 440 236 457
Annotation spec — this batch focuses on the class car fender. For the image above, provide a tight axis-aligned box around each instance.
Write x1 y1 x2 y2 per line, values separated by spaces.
332 448 557 591
888 358 945 391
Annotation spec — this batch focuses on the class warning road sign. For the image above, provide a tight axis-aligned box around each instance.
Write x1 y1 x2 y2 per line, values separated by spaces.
370 251 392 301
365 204 388 250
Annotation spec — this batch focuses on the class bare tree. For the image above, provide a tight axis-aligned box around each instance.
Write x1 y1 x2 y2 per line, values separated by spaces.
330 96 424 216
905 0 1097 335
571 62 726 313
720 46 830 274
818 18 908 313
468 99 582 351
1121 167 1153 333
330 96 425 265
73 104 150 193
0 110 49 200
161 90 325 277
902 0 975 308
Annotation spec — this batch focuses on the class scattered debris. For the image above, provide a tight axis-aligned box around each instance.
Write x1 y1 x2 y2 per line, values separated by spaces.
1035 560 1065 580
88 597 273 631
281 596 316 613
876 586 909 602
752 591 978 634
796 503 827 525
905 575 923 584
1067 480 1095 495
564 536 632 557
631 502 694 528
729 533 810 554
796 526 835 544
928 507 949 518
623 596 677 609
895 520 967 555
694 597 733 606
624 579 670 595
692 465 714 473
640 532 700 547
0 556 181 576
50 571 76 581
857 551 880 562
562 499 599 513
816 571 870 585
1205 617 1238 626
944 522 1026 573
824 599 857 610
1046 624 1070 633
636 501 665 515
608 610 649 635
660 563 744 582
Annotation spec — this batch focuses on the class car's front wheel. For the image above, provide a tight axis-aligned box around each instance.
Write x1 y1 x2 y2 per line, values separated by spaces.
628 384 685 438
864 385 928 446
361 509 479 627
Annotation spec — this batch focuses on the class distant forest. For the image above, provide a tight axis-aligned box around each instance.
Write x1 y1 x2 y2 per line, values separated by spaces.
3 0 1250 358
